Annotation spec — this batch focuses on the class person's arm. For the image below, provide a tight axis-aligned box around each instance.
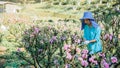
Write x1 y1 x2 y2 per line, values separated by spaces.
89 39 96 43
89 27 101 43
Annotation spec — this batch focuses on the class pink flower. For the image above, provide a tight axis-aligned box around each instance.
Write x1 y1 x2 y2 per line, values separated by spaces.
81 60 88 67
93 60 98 65
52 36 57 41
98 52 105 58
109 34 113 40
89 56 95 62
66 52 72 60
104 34 113 40
63 44 70 51
76 48 81 54
111 57 117 63
50 39 53 44
104 62 109 68
66 49 71 52
34 27 39 33
78 57 83 61
101 59 106 65
77 39 81 44
82 49 88 54
82 54 88 59
104 34 109 40
75 39 81 44
101 59 109 68
89 56 98 65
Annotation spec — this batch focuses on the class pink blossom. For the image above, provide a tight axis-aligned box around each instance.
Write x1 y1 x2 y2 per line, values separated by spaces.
104 34 109 40
66 52 72 60
101 59 109 68
52 36 57 41
89 56 98 65
77 39 81 43
78 57 83 61
111 57 117 63
82 49 88 54
109 34 113 40
65 64 68 68
104 34 113 40
76 48 81 54
34 27 39 33
81 60 88 67
104 62 109 68
93 60 98 65
98 52 105 58
66 49 71 52
89 56 95 62
82 54 88 59
64 44 70 51
101 59 106 65
50 39 53 44
75 39 81 44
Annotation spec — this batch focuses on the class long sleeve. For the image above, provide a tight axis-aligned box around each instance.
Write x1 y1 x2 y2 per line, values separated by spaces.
83 25 88 40
94 27 101 42
83 30 87 40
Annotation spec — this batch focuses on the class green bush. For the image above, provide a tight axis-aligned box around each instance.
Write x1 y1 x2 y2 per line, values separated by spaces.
53 1 59 5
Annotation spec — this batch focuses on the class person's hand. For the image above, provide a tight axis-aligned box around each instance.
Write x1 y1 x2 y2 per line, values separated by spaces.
83 40 90 45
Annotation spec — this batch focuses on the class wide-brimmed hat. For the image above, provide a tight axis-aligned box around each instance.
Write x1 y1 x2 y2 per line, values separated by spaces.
80 12 94 20
80 12 99 30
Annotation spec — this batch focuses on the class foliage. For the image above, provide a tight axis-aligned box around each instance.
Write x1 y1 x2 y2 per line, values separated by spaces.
0 0 120 68
15 20 119 67
16 21 82 68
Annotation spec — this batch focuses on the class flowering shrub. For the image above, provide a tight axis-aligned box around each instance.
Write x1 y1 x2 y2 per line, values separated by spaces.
12 13 119 67
15 23 119 68
63 44 118 68
16 21 82 68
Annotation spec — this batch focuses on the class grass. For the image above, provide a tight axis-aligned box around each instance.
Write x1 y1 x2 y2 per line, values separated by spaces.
20 2 84 21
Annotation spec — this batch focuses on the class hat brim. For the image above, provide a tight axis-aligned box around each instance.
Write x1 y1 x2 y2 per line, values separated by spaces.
80 17 94 20
80 18 98 30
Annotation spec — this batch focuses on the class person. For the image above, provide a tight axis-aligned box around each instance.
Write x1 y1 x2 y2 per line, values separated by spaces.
80 12 102 55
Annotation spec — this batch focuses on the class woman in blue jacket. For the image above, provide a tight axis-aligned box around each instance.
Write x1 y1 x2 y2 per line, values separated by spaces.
80 12 102 55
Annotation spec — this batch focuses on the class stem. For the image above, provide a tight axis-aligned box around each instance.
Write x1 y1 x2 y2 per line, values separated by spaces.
60 43 63 57
31 37 40 68
35 37 42 68
34 57 40 68
47 44 51 68
17 53 34 65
